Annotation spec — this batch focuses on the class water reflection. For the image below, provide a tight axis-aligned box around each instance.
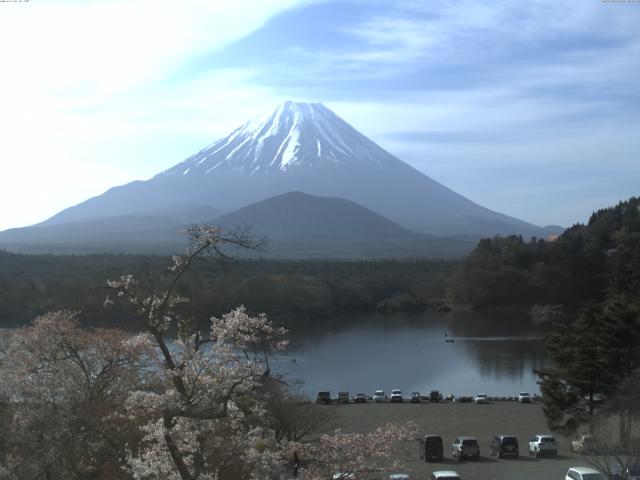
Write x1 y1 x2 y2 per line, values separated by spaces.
273 311 550 396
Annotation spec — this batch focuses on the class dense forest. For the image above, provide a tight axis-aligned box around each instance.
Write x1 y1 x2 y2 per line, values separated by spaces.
0 251 455 329
448 197 640 311
2 197 638 330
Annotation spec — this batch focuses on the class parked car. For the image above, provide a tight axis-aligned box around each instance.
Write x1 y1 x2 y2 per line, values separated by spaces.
389 474 410 479
452 436 479 460
473 394 488 404
333 473 356 479
571 434 596 454
518 392 532 403
610 462 640 480
564 467 604 480
336 391 349 403
373 390 385 402
454 396 473 403
528 434 558 457
430 471 460 480
489 435 519 458
316 391 331 404
390 389 403 403
430 390 441 402
354 393 367 403
410 392 421 403
421 434 444 462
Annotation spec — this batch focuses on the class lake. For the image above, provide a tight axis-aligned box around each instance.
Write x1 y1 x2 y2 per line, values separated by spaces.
1 310 550 399
270 310 549 398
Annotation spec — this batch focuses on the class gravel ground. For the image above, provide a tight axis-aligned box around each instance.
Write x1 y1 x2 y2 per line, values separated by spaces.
320 401 597 480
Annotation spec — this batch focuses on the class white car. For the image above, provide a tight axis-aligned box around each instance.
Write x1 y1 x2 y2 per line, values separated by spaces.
565 467 604 480
389 474 410 480
452 436 479 460
390 389 403 403
518 392 532 403
528 434 558 457
372 390 385 402
430 471 460 480
333 474 356 479
473 394 488 404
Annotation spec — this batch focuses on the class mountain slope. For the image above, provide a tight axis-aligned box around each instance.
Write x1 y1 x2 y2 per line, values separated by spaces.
209 191 476 259
0 192 477 258
37 101 545 238
214 191 408 238
0 205 220 254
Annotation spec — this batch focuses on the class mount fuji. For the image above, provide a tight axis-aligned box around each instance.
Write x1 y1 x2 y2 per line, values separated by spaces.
0 101 554 255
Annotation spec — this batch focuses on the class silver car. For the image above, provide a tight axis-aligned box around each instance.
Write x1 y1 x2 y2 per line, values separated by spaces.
565 467 604 480
452 436 479 460
390 389 403 402
473 394 488 404
431 472 460 480
372 390 385 402
528 434 558 457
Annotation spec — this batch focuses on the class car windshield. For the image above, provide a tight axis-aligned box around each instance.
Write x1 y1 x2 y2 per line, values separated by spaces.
412 392 420 395
392 390 401 394
520 392 529 396
502 437 517 445
541 437 556 443
338 392 347 396
374 391 384 395
462 439 477 445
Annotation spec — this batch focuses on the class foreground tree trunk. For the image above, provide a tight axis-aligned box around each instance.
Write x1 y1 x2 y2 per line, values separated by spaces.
163 415 194 480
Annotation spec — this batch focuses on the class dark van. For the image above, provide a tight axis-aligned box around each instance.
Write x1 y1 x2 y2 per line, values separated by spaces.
316 391 331 404
422 434 444 462
489 435 519 458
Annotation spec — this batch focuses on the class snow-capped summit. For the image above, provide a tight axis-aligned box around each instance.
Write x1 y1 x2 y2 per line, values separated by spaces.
31 100 549 238
160 101 397 176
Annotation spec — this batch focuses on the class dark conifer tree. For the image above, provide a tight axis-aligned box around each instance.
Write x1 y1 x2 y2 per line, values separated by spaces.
536 304 616 434
599 296 640 443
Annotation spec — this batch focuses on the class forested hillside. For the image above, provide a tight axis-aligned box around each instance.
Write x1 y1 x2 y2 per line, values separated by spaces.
448 197 640 309
0 251 454 328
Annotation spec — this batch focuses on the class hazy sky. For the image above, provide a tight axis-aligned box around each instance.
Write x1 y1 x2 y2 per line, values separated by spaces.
1 0 638 231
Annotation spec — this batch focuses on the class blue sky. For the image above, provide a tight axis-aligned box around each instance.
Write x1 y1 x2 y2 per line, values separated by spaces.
0 0 638 230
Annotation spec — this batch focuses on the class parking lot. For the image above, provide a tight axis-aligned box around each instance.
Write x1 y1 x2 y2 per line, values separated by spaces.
322 400 597 479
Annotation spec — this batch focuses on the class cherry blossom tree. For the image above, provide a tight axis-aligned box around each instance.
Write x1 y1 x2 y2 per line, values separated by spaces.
284 422 420 480
105 225 288 480
0 310 153 480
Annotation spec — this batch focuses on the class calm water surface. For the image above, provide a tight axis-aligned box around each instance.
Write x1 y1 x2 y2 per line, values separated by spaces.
270 310 549 397
1 311 549 398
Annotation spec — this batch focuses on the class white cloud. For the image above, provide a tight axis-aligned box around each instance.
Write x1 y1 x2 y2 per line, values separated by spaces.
0 0 307 230
0 0 307 97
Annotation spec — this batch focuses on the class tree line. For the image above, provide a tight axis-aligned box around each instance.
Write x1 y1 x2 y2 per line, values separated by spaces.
0 250 455 329
448 197 640 311
531 199 640 476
